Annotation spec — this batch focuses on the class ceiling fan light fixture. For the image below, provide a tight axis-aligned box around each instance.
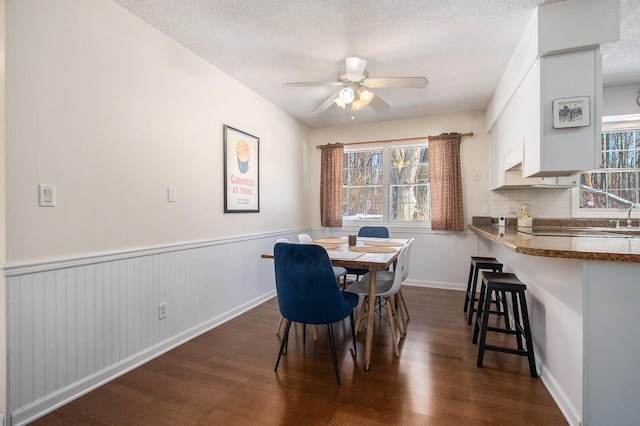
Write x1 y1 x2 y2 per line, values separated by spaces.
333 97 346 109
350 87 374 110
357 87 374 102
351 98 365 111
339 83 356 104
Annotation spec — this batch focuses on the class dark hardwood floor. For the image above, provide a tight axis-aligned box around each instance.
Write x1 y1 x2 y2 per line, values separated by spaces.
32 286 567 425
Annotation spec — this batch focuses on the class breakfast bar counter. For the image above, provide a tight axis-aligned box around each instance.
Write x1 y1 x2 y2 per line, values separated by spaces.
470 222 640 425
469 224 640 262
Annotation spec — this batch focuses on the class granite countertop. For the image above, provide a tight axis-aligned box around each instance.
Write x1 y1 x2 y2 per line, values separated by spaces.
470 224 640 263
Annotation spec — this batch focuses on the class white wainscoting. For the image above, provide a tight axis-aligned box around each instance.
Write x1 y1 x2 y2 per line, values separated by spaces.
4 232 292 426
5 228 478 425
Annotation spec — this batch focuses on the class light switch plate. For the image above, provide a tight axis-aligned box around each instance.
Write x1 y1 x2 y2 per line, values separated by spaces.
167 186 176 202
38 184 56 207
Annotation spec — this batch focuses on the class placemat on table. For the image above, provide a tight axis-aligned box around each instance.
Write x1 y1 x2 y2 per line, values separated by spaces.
349 246 398 253
363 241 404 247
314 238 348 244
316 244 339 250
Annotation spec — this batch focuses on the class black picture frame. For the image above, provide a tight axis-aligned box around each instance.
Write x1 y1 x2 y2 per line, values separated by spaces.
223 125 260 213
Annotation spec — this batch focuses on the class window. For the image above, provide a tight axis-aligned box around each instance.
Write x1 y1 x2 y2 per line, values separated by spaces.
343 149 383 220
579 123 640 211
343 142 430 222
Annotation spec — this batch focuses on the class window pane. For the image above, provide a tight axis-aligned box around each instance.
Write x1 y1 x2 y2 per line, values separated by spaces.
389 147 429 222
581 128 640 210
343 149 382 220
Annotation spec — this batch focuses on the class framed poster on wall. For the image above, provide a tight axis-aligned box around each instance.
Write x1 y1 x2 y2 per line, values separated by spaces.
552 96 590 128
223 125 259 212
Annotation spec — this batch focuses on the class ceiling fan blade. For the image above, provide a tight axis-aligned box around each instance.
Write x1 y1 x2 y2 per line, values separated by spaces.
369 95 391 113
345 57 367 81
313 92 340 113
282 81 345 87
362 77 428 88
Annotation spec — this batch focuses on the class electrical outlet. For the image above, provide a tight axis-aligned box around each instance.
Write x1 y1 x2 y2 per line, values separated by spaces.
158 302 167 320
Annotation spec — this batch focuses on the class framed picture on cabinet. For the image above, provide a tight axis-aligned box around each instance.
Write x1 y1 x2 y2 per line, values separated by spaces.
552 96 590 129
223 125 260 213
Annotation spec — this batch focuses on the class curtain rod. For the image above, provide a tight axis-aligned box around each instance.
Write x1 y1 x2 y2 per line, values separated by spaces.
316 132 473 148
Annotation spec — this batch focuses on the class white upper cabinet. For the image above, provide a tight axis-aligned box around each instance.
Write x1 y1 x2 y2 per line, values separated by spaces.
524 48 603 178
487 0 619 190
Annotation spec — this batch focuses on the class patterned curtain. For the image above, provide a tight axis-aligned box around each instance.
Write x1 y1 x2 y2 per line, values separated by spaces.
319 143 344 227
429 133 464 231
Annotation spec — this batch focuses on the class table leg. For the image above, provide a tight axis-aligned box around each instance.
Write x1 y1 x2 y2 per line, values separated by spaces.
364 268 376 371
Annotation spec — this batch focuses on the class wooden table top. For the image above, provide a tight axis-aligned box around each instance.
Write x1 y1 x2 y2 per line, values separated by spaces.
262 237 408 270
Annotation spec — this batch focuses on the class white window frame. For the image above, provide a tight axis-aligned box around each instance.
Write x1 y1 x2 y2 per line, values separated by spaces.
343 140 431 227
572 114 640 218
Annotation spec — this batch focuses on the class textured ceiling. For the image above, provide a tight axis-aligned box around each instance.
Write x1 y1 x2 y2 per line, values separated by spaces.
113 0 640 129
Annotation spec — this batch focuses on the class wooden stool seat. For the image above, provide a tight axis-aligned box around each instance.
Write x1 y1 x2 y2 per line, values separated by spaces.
472 272 537 378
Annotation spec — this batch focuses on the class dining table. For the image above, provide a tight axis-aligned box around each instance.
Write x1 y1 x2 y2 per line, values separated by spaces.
262 236 408 371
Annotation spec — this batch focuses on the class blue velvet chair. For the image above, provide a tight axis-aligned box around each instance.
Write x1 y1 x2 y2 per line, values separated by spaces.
298 233 348 289
273 242 359 385
358 226 389 238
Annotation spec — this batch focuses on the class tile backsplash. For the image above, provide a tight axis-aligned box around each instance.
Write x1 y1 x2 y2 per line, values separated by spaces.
491 187 572 219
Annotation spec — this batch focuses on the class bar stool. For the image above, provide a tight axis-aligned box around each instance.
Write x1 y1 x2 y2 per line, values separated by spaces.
472 272 537 378
464 256 504 325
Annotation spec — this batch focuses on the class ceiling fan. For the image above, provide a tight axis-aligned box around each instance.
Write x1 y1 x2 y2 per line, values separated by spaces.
282 57 428 113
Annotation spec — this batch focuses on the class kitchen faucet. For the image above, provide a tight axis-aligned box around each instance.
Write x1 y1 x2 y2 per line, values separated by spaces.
627 203 640 227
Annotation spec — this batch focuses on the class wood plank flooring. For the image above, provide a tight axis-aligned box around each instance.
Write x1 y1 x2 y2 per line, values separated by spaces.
32 287 567 425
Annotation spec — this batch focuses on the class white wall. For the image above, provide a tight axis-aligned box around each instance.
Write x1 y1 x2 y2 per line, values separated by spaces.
0 0 7 421
602 83 640 116
4 1 309 424
5 0 310 263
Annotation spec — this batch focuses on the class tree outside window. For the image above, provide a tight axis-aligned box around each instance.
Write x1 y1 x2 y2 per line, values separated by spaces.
580 130 640 209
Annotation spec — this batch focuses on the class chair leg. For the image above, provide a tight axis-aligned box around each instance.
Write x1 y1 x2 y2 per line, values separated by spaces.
275 320 292 372
327 324 341 385
388 296 404 339
349 310 357 355
394 294 406 336
355 297 367 333
275 316 284 334
396 289 409 335
312 325 318 341
386 298 400 356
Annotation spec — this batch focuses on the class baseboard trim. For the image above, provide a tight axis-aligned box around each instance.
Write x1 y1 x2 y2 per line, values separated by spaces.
539 363 581 426
403 280 466 292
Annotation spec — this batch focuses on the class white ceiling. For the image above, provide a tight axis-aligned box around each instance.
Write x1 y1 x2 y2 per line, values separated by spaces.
113 0 640 129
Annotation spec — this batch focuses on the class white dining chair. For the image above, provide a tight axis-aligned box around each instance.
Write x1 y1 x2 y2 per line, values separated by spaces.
357 238 413 335
347 244 408 356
